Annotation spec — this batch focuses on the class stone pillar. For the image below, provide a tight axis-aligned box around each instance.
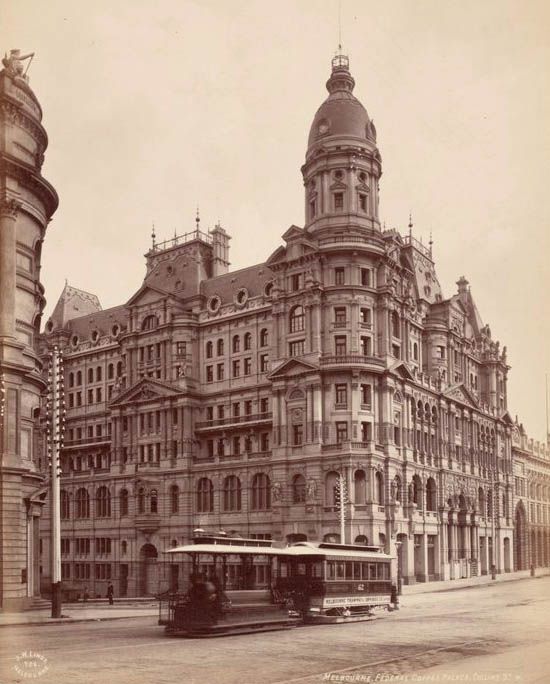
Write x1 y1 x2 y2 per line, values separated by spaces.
0 197 20 338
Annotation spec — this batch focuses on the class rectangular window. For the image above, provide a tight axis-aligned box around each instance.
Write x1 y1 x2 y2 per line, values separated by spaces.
76 392 82 407
87 389 93 404
260 354 269 373
68 393 74 408
260 433 270 451
309 199 316 219
359 193 367 212
335 384 347 407
334 307 346 327
334 192 344 210
293 424 303 446
176 341 186 357
361 421 372 442
207 440 214 458
360 307 372 326
233 436 241 455
260 397 269 413
436 346 446 359
392 344 400 358
245 400 252 415
217 405 225 420
216 363 224 380
335 335 347 356
232 360 240 377
334 267 345 285
232 402 240 418
206 406 213 421
361 336 372 356
336 422 348 443
289 340 305 357
291 273 302 291
206 365 213 382
244 357 252 375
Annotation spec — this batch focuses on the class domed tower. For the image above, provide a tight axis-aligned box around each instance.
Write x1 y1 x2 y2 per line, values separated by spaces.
302 54 382 234
0 50 58 610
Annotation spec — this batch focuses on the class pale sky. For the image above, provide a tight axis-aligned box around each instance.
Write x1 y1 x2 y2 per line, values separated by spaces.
2 0 549 440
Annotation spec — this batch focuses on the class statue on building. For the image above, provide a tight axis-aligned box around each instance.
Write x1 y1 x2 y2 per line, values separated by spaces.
271 481 282 502
2 50 34 80
306 478 318 501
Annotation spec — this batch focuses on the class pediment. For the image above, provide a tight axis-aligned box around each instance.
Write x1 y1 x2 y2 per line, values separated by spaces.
388 361 415 380
266 245 287 267
443 383 479 409
110 377 181 406
499 410 514 425
281 224 305 242
268 357 319 379
126 284 172 307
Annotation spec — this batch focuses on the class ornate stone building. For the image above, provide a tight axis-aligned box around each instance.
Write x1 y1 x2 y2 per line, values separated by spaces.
40 54 523 598
0 51 58 610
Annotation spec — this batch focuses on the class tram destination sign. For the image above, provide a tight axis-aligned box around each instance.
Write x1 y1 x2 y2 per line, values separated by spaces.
322 595 390 608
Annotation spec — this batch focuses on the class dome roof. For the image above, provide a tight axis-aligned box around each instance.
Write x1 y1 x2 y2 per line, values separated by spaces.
307 55 376 153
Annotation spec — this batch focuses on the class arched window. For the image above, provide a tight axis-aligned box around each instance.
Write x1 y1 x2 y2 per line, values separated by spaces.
170 485 179 514
150 489 158 514
206 341 213 358
88 368 94 383
375 471 385 505
391 311 400 338
96 486 111 517
223 475 242 511
69 372 74 388
232 335 240 353
121 540 127 555
244 332 252 350
354 470 366 505
197 478 214 513
355 534 369 545
260 328 268 347
61 490 70 519
142 314 158 330
478 487 485 515
119 489 129 516
216 338 224 356
426 478 437 511
325 471 339 507
487 490 493 519
75 488 90 519
251 473 271 510
289 305 305 333
413 342 418 361
323 533 341 543
108 364 114 380
137 487 145 514
116 361 123 377
76 370 82 385
292 474 306 503
412 475 423 508
96 366 102 382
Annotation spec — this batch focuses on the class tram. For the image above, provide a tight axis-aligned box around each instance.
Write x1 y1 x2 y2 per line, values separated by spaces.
159 533 395 636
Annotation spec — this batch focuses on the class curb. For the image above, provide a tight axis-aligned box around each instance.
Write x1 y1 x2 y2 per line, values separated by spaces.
402 573 547 597
0 612 158 629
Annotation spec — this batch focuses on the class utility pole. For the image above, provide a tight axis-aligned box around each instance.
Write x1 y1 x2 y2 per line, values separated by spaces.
46 346 65 617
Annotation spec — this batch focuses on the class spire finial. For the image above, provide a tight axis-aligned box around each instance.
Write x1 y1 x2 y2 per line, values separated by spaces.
195 206 200 231
429 230 433 256
408 212 413 238
151 223 156 248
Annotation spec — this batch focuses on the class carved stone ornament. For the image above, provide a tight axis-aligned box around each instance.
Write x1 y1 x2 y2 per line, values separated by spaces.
271 481 282 502
306 478 318 501
0 196 21 218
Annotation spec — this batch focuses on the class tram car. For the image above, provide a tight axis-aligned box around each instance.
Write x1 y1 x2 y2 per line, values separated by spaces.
159 533 395 636
274 542 394 623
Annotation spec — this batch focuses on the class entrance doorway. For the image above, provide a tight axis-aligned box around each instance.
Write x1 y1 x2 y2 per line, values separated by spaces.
139 543 158 595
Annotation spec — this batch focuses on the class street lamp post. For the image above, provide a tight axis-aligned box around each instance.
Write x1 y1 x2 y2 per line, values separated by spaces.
395 540 403 596
47 346 65 618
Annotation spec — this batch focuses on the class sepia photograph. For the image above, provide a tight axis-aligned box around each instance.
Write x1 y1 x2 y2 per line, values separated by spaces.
0 1 549 682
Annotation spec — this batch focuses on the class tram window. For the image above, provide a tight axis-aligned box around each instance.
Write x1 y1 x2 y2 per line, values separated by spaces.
382 564 390 580
296 562 307 576
279 561 289 578
353 562 361 579
345 562 353 579
327 562 336 579
311 562 323 578
361 562 369 580
369 563 377 580
336 562 345 579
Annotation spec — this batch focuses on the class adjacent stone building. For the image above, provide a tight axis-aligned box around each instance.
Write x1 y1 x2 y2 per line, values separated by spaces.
0 51 58 610
39 54 537 598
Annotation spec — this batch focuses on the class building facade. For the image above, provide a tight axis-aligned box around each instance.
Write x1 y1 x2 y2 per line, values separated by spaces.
40 54 526 598
0 51 58 610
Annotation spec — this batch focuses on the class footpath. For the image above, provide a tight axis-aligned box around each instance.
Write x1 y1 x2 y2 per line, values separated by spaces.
1 568 548 628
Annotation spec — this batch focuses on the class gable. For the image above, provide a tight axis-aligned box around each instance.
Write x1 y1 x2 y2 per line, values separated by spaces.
268 357 319 380
126 284 172 307
443 383 479 409
281 224 304 241
109 378 181 407
388 361 415 380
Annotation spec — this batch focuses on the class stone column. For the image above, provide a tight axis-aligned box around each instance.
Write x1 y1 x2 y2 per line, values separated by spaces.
0 197 20 338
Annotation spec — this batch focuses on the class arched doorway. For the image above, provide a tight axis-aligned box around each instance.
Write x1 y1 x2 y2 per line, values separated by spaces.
514 503 527 570
139 543 158 596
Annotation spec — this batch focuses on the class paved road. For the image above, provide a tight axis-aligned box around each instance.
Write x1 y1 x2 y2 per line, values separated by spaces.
1 577 549 684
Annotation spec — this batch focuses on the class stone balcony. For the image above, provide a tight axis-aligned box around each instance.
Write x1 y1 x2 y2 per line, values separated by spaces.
319 354 385 371
195 411 272 431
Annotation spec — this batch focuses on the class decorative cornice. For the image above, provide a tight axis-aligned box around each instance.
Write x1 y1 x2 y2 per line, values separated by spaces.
0 156 58 218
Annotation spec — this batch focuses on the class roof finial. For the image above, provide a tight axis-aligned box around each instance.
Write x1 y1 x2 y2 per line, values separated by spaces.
195 206 200 232
429 230 433 256
408 212 413 237
151 223 156 249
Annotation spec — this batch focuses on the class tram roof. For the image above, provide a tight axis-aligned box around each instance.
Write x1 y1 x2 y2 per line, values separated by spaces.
165 542 393 560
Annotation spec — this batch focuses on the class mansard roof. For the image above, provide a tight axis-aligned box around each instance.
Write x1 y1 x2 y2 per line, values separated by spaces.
47 282 102 329
64 303 128 338
201 262 272 302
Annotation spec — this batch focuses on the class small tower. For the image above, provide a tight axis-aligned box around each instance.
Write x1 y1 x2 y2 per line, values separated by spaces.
301 53 382 234
211 222 231 277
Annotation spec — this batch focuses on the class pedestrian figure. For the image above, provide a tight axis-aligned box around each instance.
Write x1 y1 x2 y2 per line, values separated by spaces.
107 582 114 605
